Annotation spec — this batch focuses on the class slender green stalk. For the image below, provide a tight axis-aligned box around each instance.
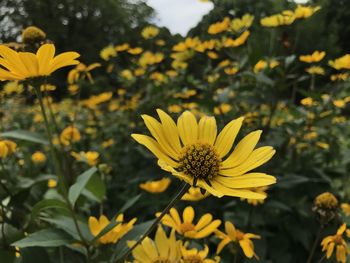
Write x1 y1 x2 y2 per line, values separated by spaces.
306 226 323 263
121 182 190 261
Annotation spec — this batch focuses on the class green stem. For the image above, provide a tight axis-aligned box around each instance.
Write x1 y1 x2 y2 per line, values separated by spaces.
121 182 190 261
306 226 323 263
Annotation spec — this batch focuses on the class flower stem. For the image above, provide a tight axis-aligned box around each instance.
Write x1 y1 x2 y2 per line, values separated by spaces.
306 226 323 263
121 182 190 260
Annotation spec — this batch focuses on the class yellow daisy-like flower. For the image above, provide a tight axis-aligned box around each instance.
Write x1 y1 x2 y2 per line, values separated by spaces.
299 51 325 63
71 151 99 166
181 242 219 263
60 125 81 146
341 203 350 216
321 223 349 263
132 110 276 198
181 186 210 201
139 178 171 193
47 179 57 188
127 226 181 263
215 221 260 259
156 206 221 239
306 66 325 75
0 44 80 81
0 139 17 158
31 151 47 164
88 214 136 245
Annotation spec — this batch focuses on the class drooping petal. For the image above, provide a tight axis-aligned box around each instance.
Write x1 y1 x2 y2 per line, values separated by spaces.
239 239 254 258
216 237 231 254
215 117 244 158
211 180 267 199
177 111 198 146
215 173 276 189
198 116 217 145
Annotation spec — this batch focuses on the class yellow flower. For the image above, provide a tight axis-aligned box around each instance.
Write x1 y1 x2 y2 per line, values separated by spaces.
157 206 221 239
241 186 268 206
132 110 276 198
321 224 349 263
0 139 17 158
115 43 129 52
82 92 113 109
127 47 143 55
181 242 219 263
214 104 232 115
230 14 254 33
139 178 171 193
60 125 81 146
173 89 197 99
141 26 159 39
31 151 46 164
224 66 239 75
71 151 99 166
331 73 349 82
207 51 218 59
2 81 24 95
181 186 210 201
120 69 133 80
299 51 325 63
316 142 329 150
47 179 57 188
89 214 136 244
260 10 295 27
300 97 314 107
222 31 250 48
67 62 100 84
40 84 56 92
127 226 181 262
314 192 338 209
100 45 116 61
254 60 267 73
208 17 230 34
341 203 350 216
0 44 79 81
306 66 325 75
329 54 350 70
139 52 164 67
215 221 260 258
168 104 182 113
333 99 346 108
294 5 321 19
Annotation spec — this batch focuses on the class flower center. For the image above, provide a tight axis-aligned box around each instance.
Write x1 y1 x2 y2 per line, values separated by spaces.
183 255 204 263
180 222 196 233
177 142 221 185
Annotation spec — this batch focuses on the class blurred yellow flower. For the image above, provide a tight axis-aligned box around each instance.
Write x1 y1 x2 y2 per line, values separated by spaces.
115 43 129 52
181 186 210 201
207 51 218 59
300 97 314 107
321 223 348 263
329 54 350 70
168 104 182 113
139 51 164 67
31 151 46 164
100 45 116 61
331 73 349 81
222 31 250 48
253 59 278 73
299 51 325 63
181 243 219 262
71 151 99 166
294 5 321 19
333 99 346 108
21 26 46 44
230 14 254 33
67 62 100 84
316 142 329 150
0 139 17 158
341 203 350 216
127 47 143 55
120 69 133 80
40 84 56 92
216 221 260 258
141 26 159 39
139 178 171 193
306 66 325 75
208 17 230 34
47 179 57 188
241 186 268 206
224 66 239 75
89 214 136 244
157 206 221 239
0 44 80 81
214 104 232 115
127 226 181 262
132 110 276 198
260 10 295 27
2 81 24 95
60 125 81 146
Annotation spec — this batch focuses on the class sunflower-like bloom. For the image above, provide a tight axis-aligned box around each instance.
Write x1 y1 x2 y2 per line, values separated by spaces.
139 178 171 193
132 110 276 198
0 44 80 81
156 206 221 239
0 139 17 158
215 221 260 259
299 51 326 63
181 186 210 201
321 223 349 263
71 151 99 166
88 214 136 244
181 242 220 263
127 226 181 263
312 192 339 224
31 151 46 164
60 125 81 146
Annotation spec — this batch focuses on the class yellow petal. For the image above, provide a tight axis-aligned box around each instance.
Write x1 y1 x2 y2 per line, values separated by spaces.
211 180 267 199
221 130 262 168
216 238 231 254
326 242 335 258
18 52 39 77
88 216 100 236
198 116 217 145
239 239 254 258
0 45 28 76
225 221 236 240
215 117 244 158
177 111 198 146
155 227 169 258
169 207 182 227
215 173 276 189
36 44 55 75
49 51 80 73
183 206 195 223
131 134 178 167
194 213 213 231
193 219 221 238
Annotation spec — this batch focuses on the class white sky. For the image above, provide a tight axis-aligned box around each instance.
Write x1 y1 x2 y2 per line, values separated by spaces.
146 0 214 36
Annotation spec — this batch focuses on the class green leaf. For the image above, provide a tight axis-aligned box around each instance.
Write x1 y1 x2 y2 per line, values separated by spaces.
120 194 141 213
12 229 73 248
0 130 48 145
68 167 97 206
84 173 106 202
31 199 69 220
